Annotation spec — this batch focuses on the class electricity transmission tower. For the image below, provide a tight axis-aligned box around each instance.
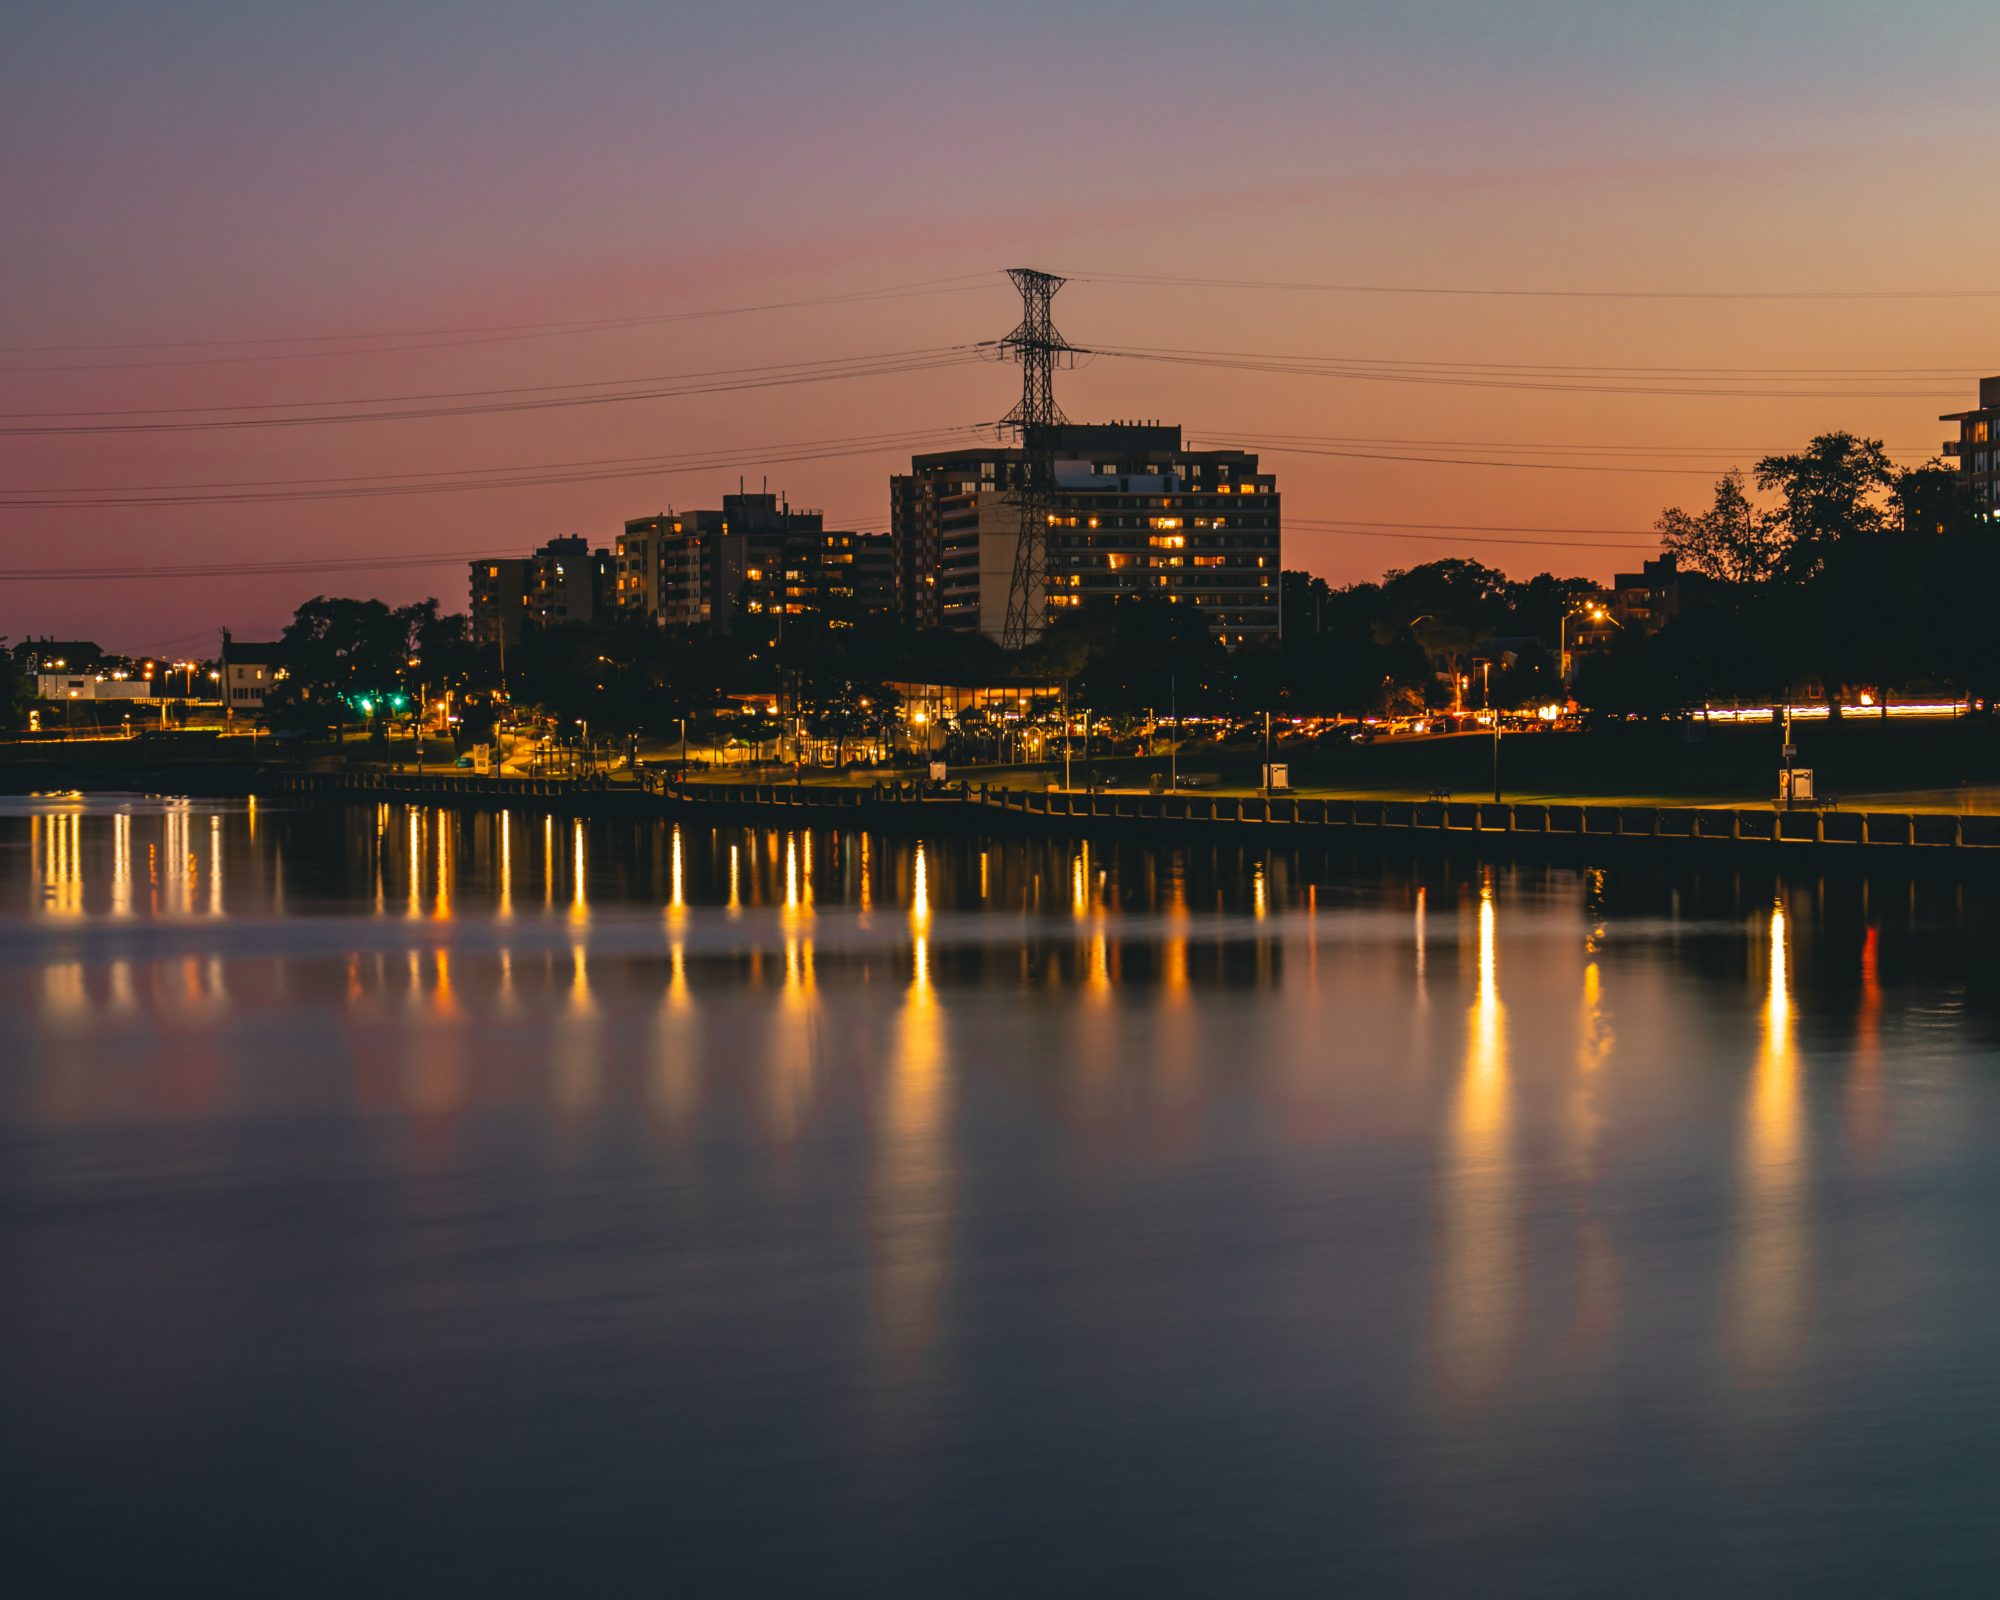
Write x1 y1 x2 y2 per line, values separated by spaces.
999 268 1073 650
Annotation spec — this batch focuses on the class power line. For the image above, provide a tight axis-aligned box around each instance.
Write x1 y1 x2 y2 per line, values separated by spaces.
1189 435 1932 477
0 425 985 511
1 345 974 419
1201 427 1937 459
1104 346 1968 401
1289 514 1655 537
0 274 1002 370
0 344 983 425
0 349 987 437
0 424 983 499
1195 438 1727 476
1072 269 2000 303
1123 343 1989 379
2 551 517 581
1292 522 1658 552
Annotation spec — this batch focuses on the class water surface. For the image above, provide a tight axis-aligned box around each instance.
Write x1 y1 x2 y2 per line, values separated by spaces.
4 795 1999 1596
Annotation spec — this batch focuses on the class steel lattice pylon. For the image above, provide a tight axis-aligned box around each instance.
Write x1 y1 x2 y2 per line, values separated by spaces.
999 268 1072 650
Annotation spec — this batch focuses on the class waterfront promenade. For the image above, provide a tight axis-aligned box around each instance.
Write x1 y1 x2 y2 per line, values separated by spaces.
234 767 2000 864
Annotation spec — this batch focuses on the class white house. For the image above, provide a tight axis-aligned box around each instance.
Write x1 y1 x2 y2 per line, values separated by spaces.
220 633 284 713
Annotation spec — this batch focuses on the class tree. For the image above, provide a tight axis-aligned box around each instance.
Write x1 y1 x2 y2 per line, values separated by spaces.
1069 596 1228 714
266 595 475 735
0 641 30 731
1657 470 1777 584
1380 558 1514 642
1755 433 1896 586
1506 572 1603 649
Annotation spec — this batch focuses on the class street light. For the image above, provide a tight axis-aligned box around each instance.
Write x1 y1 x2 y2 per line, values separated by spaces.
1559 604 1612 696
1407 613 1439 713
1481 658 1500 802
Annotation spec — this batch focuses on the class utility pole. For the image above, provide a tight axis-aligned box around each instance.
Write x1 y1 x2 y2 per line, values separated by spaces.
999 269 1075 652
1170 672 1178 791
1264 710 1272 799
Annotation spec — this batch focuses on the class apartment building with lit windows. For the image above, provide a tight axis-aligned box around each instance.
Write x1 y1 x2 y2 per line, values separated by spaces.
891 423 1281 645
617 494 890 631
1941 375 2000 512
470 557 531 648
469 536 611 645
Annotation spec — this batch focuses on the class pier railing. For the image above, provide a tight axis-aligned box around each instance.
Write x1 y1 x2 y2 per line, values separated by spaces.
267 770 605 800
259 769 2000 853
965 786 1999 848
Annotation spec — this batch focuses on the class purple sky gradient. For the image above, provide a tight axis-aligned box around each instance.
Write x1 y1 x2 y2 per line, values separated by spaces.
4 1 1997 651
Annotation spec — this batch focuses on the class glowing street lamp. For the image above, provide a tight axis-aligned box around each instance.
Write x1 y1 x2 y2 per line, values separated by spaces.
1559 603 1613 691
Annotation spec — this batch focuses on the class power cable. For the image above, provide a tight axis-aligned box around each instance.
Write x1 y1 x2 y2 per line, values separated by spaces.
0 428 983 512
0 274 1002 370
1072 269 2000 303
1103 346 1967 400
0 346 986 432
0 423 984 498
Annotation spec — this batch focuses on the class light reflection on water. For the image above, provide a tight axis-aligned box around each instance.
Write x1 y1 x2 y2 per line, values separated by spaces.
1435 873 1514 1407
6 795 2000 1595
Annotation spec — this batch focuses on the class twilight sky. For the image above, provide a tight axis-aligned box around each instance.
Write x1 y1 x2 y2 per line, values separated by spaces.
3 0 1997 652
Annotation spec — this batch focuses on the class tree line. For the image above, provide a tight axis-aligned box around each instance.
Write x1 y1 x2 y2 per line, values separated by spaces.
27 426 1976 741
1587 433 1993 715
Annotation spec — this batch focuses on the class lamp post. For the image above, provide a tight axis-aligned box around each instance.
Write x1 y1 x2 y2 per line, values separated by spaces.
1559 603 1610 698
1482 658 1500 802
1408 613 1438 715
1061 680 1072 792
1781 702 1796 810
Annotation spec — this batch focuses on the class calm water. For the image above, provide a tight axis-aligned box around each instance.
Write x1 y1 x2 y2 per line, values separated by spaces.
4 795 2000 1596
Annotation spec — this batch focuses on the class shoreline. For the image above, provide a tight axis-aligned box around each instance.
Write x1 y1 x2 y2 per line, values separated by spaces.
6 754 1995 869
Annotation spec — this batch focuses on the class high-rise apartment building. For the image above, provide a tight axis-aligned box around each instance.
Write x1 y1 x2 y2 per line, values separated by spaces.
850 531 898 617
470 557 531 648
890 423 1281 644
469 536 611 646
528 536 609 627
1941 376 2000 512
616 494 892 630
612 516 680 621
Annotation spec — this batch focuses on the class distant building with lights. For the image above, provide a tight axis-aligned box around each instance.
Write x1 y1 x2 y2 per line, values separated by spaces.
35 671 155 703
15 638 105 676
1609 553 1703 633
470 557 531 648
890 423 1281 645
616 493 891 631
1941 375 2000 512
220 631 283 713
470 536 613 647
